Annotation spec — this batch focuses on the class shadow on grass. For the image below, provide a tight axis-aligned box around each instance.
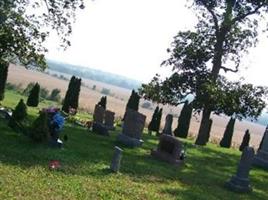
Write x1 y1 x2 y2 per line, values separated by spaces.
1 120 268 199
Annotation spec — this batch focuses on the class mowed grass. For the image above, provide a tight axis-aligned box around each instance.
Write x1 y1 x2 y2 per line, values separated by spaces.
0 91 268 200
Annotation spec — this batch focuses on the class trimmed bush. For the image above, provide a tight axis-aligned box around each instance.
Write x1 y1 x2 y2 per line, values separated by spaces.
62 76 81 113
27 83 40 107
148 106 159 133
239 129 250 151
126 90 140 111
220 117 236 148
49 88 61 102
174 100 193 138
97 96 107 109
13 99 27 121
30 111 49 142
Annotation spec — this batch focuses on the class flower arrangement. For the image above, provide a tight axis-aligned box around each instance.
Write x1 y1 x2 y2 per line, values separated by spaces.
48 160 61 170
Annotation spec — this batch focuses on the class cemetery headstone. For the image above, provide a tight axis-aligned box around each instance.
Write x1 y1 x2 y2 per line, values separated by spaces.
117 109 146 147
105 110 115 130
93 104 105 124
225 147 254 193
92 104 109 136
253 125 268 169
110 146 123 173
151 134 184 166
162 114 173 136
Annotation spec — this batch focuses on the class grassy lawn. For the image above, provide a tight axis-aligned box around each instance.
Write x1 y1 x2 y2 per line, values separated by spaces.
0 90 268 200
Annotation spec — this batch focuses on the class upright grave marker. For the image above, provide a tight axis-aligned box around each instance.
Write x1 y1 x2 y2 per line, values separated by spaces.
117 109 146 147
151 134 184 166
162 114 173 136
92 104 108 136
225 147 254 193
104 110 115 130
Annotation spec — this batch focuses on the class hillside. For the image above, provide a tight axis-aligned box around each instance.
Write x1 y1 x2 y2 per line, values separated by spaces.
46 60 141 90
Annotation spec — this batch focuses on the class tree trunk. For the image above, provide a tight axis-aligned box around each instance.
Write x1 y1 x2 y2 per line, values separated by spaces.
195 107 212 145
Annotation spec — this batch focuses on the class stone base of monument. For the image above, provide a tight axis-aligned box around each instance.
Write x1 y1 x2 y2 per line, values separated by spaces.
117 133 143 148
151 134 183 166
151 149 183 166
253 150 268 169
92 122 109 136
225 176 252 193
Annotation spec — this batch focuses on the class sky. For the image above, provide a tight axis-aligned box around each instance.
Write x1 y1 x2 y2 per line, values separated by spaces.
46 0 268 86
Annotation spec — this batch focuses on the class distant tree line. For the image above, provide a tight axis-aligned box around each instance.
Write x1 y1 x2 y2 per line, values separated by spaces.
47 60 141 90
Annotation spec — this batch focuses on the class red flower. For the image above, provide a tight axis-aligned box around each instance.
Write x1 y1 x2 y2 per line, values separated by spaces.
49 160 61 170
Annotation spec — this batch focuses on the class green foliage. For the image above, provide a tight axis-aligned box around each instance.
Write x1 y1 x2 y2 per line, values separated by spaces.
140 0 268 145
62 76 81 113
174 100 193 138
23 82 35 96
39 87 49 100
126 90 140 111
0 0 84 70
49 88 61 102
0 60 9 100
97 96 107 109
12 99 27 121
30 111 49 143
220 117 236 148
239 129 251 151
26 83 40 107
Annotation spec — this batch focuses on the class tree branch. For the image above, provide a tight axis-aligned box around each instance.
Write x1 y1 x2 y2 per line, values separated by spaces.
232 3 266 24
220 63 239 73
199 0 219 34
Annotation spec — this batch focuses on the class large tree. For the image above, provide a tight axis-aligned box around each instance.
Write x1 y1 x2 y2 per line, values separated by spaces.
0 0 85 99
140 0 268 145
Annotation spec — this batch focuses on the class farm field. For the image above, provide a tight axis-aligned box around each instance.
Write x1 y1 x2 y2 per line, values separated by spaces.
8 64 266 148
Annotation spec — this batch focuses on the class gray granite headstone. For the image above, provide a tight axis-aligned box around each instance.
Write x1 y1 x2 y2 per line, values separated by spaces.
151 134 183 166
162 114 173 136
93 104 105 124
117 109 146 147
110 146 123 173
225 147 254 193
253 125 268 169
92 104 109 136
104 110 115 130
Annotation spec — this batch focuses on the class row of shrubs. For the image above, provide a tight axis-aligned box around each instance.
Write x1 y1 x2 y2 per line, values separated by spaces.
6 82 61 102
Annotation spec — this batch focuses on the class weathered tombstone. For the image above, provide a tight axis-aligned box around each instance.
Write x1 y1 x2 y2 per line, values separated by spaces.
92 104 109 136
162 114 173 136
117 109 146 147
253 125 268 169
225 147 254 193
93 104 105 124
110 146 123 173
104 110 115 130
151 134 183 166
